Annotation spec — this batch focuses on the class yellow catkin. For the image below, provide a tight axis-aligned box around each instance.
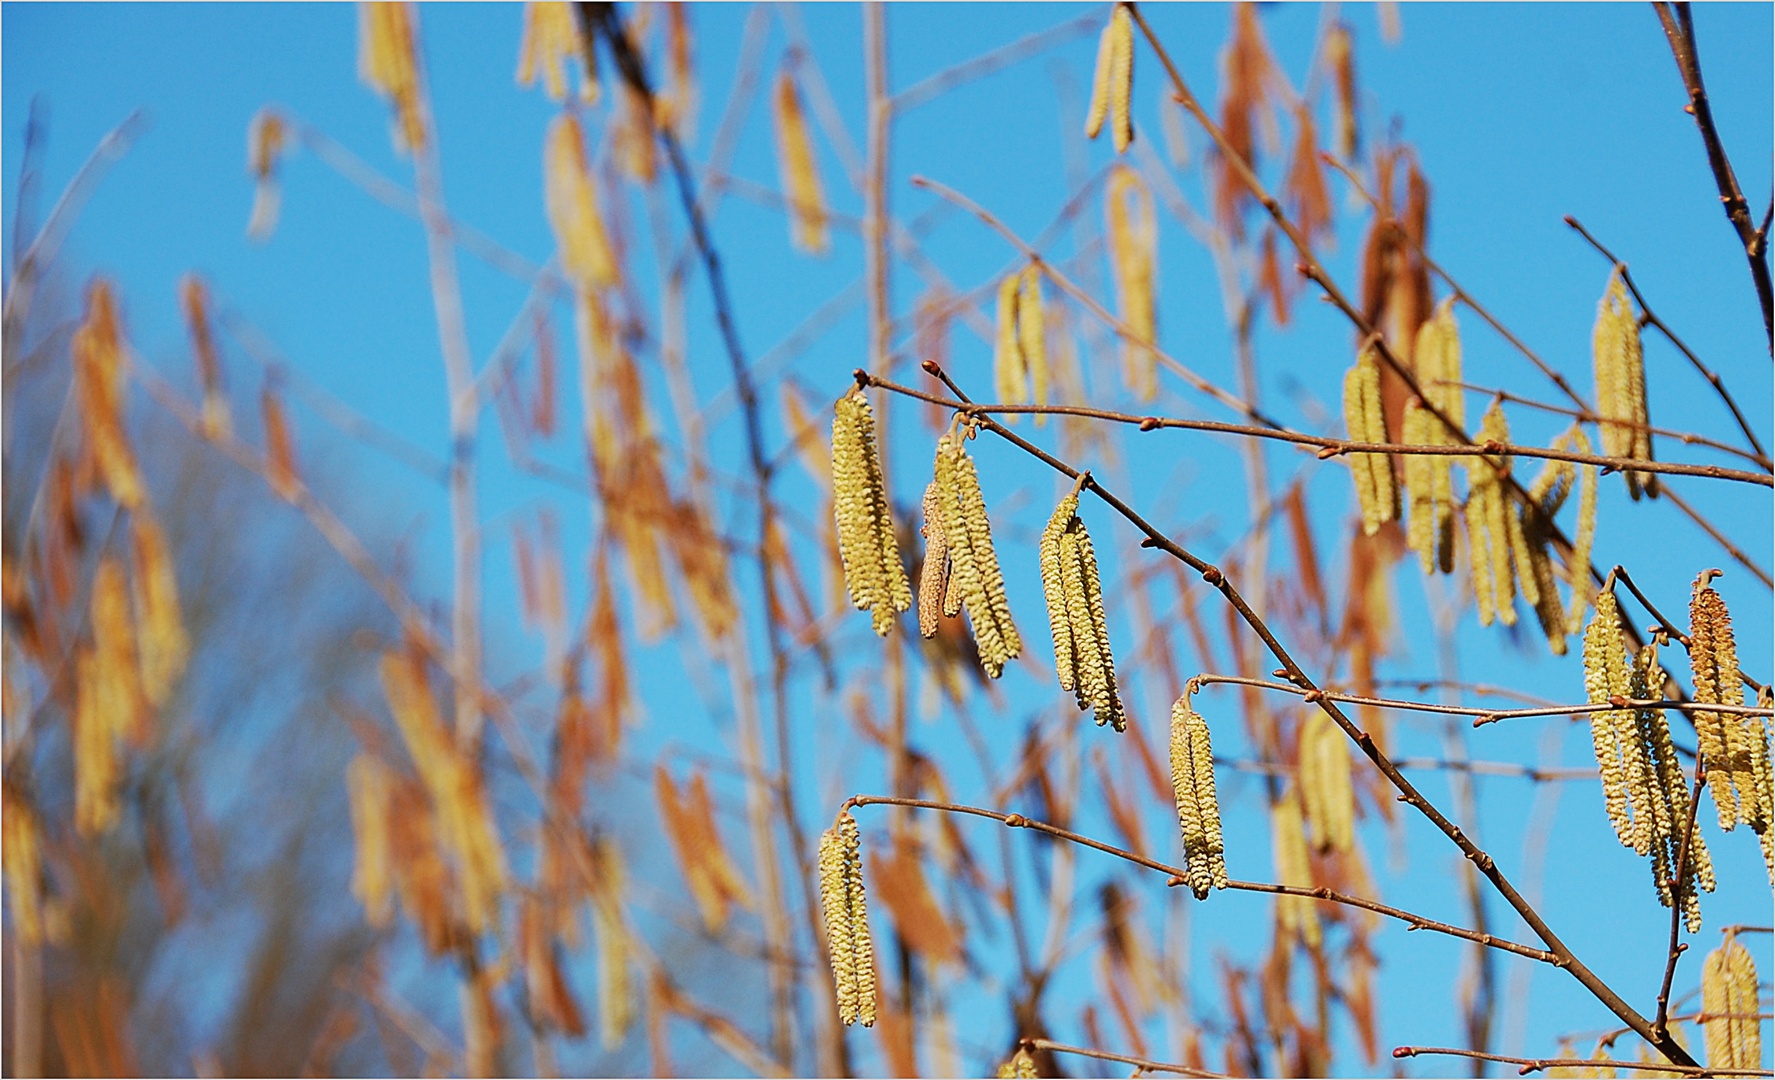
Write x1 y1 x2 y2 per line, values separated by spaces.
1083 7 1114 140
994 273 1028 409
1401 401 1445 574
918 482 950 639
1040 493 1079 693
1413 301 1463 572
245 108 286 241
1583 592 1637 850
346 754 396 928
1272 789 1320 948
933 433 1021 676
1343 345 1395 536
545 113 620 290
1045 493 1123 731
180 275 232 439
832 390 912 636
590 837 633 1051
1564 429 1600 633
1632 642 1714 929
1466 400 1517 628
1170 694 1228 899
1702 938 1761 1072
997 1047 1040 1079
2 786 42 944
1019 266 1048 412
129 510 189 709
1105 165 1158 401
1592 270 1656 500
1689 575 1748 831
773 68 829 255
358 2 427 155
73 282 144 509
1299 710 1354 854
517 1 596 103
1106 4 1135 152
820 812 878 1027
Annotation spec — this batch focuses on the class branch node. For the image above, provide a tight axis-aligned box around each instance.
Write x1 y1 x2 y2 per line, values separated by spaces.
1139 416 1161 431
1201 566 1224 586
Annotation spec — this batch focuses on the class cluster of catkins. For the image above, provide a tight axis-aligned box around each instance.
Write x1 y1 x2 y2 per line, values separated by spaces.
817 811 877 1028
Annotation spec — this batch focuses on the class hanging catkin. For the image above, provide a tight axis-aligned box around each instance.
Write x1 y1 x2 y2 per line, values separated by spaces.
918 482 950 639
1583 591 1640 851
1464 400 1515 628
1343 344 1396 536
832 390 912 636
1689 574 1750 831
1701 937 1761 1072
1169 692 1227 899
1298 709 1354 854
1401 401 1452 574
994 273 1028 411
933 432 1021 677
773 67 829 255
1271 789 1320 948
1105 165 1158 401
1020 266 1049 413
819 811 878 1027
1592 270 1656 500
1041 490 1123 731
1631 641 1714 930
1563 428 1600 633
1084 4 1135 152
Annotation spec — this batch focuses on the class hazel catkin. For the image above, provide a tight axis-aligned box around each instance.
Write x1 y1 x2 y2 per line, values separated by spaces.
832 390 912 637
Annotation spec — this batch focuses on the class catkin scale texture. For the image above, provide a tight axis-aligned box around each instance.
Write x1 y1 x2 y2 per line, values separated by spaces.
832 391 912 636
1592 271 1656 500
1170 696 1227 898
819 813 878 1027
933 434 1021 677
1342 346 1395 536
1702 939 1761 1071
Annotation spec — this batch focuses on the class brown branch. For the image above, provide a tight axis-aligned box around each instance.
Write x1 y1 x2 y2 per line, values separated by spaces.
1444 382 1767 471
863 358 1696 1067
1654 767 1707 1040
843 795 1560 964
1564 215 1768 462
1219 756 1601 783
1651 2 1773 348
1393 1044 1769 1076
1024 1037 1230 1079
1658 484 1775 589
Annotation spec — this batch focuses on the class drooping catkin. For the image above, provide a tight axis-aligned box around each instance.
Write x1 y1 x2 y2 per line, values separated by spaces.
1689 574 1749 832
1271 788 1321 949
73 281 144 510
346 754 396 928
1701 937 1761 1072
245 108 287 241
773 67 829 255
933 432 1021 676
545 113 620 290
994 273 1028 410
832 390 912 637
1041 491 1123 731
1299 710 1355 854
1170 693 1227 899
1465 400 1516 628
2 785 42 944
1592 270 1656 500
1020 266 1048 412
1105 165 1158 401
1631 641 1714 930
129 510 189 708
1583 592 1639 851
1342 345 1395 536
918 482 950 639
1085 4 1135 152
1401 401 1452 574
517 1 596 103
1564 429 1600 633
358 1 427 155
819 811 878 1027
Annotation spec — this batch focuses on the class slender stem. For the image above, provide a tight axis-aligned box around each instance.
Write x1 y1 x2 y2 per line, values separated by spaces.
889 11 1100 114
1443 381 1767 470
1659 484 1775 589
844 795 1559 963
864 360 1697 1066
1651 2 1773 348
1564 214 1768 462
1392 1044 1767 1076
1653 768 1707 1040
1025 1038 1229 1079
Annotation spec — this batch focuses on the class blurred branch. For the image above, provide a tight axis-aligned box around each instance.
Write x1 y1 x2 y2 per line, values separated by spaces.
1392 1044 1769 1076
1650 2 1773 349
1025 1037 1229 1079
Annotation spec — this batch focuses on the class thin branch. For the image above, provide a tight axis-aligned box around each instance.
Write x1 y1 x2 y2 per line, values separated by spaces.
1564 214 1768 461
889 10 1102 114
863 358 1694 1066
1025 1038 1230 1079
1651 2 1773 348
1392 1044 1769 1076
844 795 1560 964
1653 767 1707 1040
1444 382 1767 471
1659 484 1775 589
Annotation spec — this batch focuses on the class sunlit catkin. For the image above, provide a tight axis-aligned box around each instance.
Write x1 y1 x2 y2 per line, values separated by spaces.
1401 401 1451 574
1170 694 1227 898
129 510 189 708
245 108 287 241
1105 165 1158 401
819 811 877 1027
994 273 1028 410
831 390 912 636
918 482 950 639
1702 938 1761 1072
346 754 396 928
1564 429 1600 633
1019 266 1048 411
1042 490 1123 731
1299 709 1354 854
773 67 829 255
933 432 1021 676
1583 591 1637 850
358 2 427 155
2 786 42 944
517 1 596 103
1465 400 1516 628
1085 4 1134 152
1631 641 1715 929
1688 573 1748 831
73 281 144 509
1342 345 1395 536
1592 270 1656 500
545 113 620 290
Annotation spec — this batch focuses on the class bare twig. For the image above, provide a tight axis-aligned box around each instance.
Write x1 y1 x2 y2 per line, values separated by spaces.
1392 1044 1769 1076
844 795 1560 963
890 11 1101 114
1651 2 1773 348
1025 1037 1230 1079
1659 484 1775 589
1653 767 1707 1040
1443 382 1767 471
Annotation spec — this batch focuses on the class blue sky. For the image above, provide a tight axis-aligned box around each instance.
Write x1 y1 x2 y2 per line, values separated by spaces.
5 2 1771 1075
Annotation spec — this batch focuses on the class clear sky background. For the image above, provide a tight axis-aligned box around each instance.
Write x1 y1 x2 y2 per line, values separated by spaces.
5 2 1772 1075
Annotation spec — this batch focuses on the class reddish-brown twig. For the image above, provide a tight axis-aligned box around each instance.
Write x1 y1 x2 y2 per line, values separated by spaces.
1025 1037 1230 1079
1392 1044 1768 1076
1653 768 1708 1041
